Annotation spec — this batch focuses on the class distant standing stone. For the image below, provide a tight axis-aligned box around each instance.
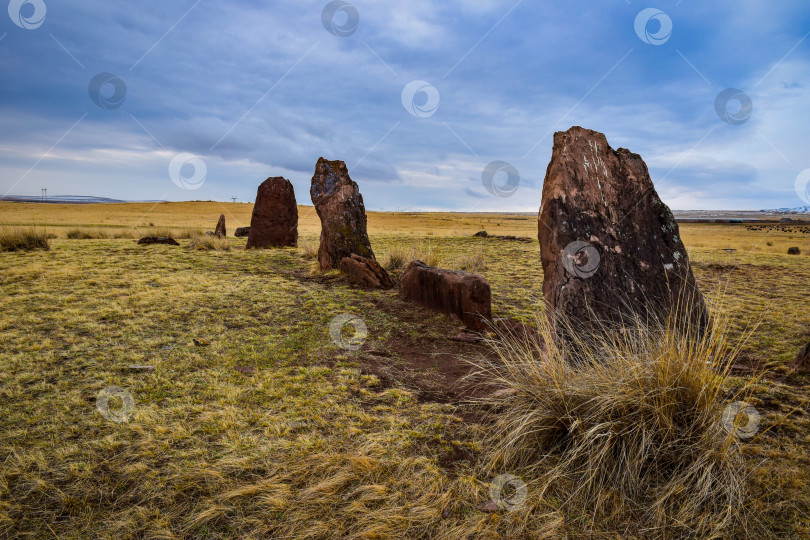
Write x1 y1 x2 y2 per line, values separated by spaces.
215 214 226 237
246 177 298 248
310 157 375 270
538 126 708 331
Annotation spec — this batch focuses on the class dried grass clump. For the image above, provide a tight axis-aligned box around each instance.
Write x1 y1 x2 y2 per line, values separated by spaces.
383 244 439 270
0 226 50 251
66 228 111 239
471 308 756 537
455 250 487 273
188 233 231 251
141 227 196 239
299 239 319 259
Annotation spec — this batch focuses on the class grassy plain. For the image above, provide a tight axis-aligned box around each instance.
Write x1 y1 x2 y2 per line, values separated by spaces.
1 202 809 538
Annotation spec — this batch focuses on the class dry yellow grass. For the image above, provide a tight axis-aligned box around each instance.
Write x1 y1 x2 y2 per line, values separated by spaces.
0 202 808 538
472 307 756 537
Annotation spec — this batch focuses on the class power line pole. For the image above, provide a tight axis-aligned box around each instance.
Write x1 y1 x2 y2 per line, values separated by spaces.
41 188 47 203
231 197 238 203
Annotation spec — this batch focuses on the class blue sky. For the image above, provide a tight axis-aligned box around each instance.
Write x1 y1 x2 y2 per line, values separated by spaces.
1 0 809 210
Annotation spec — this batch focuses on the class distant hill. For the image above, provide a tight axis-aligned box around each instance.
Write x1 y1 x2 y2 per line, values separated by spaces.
0 195 165 204
760 205 810 213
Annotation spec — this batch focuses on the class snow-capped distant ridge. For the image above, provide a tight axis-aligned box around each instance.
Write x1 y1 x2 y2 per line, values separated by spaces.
760 205 810 213
0 195 165 204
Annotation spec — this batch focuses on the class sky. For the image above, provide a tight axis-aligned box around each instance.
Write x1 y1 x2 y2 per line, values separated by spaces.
1 0 809 211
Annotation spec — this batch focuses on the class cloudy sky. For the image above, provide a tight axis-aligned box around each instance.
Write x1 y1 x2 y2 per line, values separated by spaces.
1 0 809 210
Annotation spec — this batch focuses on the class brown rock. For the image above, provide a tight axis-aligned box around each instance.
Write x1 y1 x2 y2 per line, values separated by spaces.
339 253 394 289
793 342 810 371
310 158 375 270
787 246 800 255
137 236 179 246
538 126 708 332
215 214 226 237
246 177 298 248
477 500 500 513
399 260 492 332
449 332 485 343
234 226 250 237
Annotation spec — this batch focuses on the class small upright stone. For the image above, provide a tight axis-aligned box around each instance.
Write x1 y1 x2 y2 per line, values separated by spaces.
310 158 375 270
215 214 226 237
538 126 708 331
246 177 298 248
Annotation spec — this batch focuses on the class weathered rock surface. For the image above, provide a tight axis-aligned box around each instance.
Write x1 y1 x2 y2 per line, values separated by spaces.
310 158 375 270
793 342 810 372
538 126 708 331
399 260 492 332
339 253 395 289
215 214 226 237
138 236 179 246
246 177 298 248
234 227 250 237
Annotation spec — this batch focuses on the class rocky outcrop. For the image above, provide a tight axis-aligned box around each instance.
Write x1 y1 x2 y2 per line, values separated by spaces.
538 126 708 331
788 246 801 255
399 260 492 332
246 177 298 248
310 158 375 270
339 254 395 289
234 227 250 238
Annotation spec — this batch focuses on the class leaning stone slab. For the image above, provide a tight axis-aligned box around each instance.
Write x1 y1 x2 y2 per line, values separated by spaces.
310 157 375 270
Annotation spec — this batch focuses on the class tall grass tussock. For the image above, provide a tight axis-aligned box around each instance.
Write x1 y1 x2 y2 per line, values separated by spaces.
188 232 231 251
383 243 440 270
0 226 50 251
471 306 756 537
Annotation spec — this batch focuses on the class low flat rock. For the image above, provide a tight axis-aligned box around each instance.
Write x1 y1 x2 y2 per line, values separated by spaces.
137 236 179 246
399 260 492 332
234 226 250 237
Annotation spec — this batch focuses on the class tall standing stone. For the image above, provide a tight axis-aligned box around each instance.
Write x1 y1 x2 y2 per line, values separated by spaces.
246 177 298 248
215 214 226 237
538 126 708 331
310 157 375 270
